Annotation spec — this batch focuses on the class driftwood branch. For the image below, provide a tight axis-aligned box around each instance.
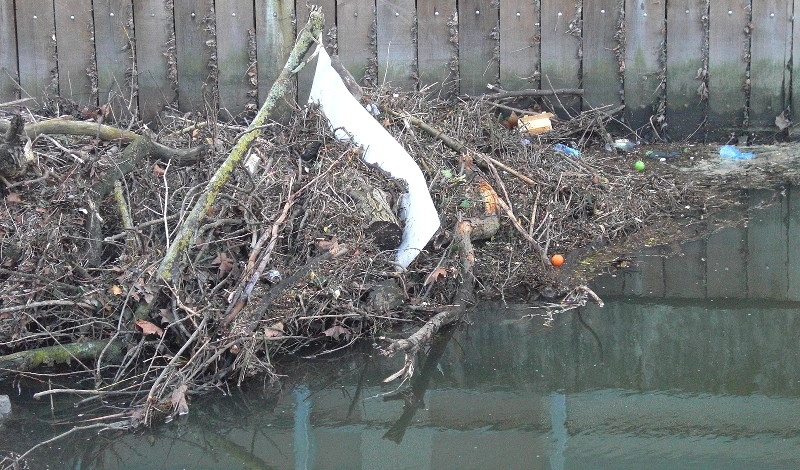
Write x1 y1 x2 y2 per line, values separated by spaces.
0 340 123 376
156 8 324 282
0 118 203 163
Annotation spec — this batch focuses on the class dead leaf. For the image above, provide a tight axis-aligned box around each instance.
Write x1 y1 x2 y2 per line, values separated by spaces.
108 285 124 296
134 319 164 337
5 193 22 203
264 322 285 338
775 111 791 131
316 237 339 252
211 251 235 277
501 111 519 129
152 163 166 176
424 267 448 285
323 324 350 341
171 384 189 416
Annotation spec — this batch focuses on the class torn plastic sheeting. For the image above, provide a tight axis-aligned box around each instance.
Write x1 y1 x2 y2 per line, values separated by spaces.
308 46 440 269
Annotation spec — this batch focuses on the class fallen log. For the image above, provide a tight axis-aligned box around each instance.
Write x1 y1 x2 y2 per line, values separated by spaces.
0 340 123 376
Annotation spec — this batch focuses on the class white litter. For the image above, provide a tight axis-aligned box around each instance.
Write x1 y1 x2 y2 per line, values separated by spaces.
308 46 440 268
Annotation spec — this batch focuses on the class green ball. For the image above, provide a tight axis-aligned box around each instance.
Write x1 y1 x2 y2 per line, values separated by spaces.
633 160 646 171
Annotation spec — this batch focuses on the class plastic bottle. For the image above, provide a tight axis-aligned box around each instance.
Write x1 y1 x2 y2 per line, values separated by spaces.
612 138 637 152
719 145 754 160
554 143 581 157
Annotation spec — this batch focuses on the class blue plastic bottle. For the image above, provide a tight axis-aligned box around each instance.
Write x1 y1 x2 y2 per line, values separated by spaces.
554 144 581 157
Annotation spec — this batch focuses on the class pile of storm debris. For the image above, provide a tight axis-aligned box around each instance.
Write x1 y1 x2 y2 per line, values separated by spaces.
4 10 789 464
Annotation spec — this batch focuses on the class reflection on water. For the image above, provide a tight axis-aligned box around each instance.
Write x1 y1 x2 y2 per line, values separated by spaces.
3 188 800 469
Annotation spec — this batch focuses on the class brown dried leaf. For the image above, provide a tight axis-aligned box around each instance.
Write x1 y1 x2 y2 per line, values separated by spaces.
424 267 448 285
171 384 189 416
316 236 339 252
108 285 124 296
152 164 166 176
211 251 235 277
323 324 350 341
5 193 21 204
264 322 285 338
134 319 164 337
501 111 519 129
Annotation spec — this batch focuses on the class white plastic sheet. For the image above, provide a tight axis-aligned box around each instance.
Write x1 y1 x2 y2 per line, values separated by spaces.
309 47 440 268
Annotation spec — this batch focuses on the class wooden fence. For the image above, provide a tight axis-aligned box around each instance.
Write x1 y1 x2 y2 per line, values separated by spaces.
0 1 797 139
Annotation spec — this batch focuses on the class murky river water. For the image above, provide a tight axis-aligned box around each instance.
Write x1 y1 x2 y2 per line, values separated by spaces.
3 188 800 469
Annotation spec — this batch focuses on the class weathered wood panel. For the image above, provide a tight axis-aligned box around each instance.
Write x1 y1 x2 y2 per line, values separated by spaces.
746 190 788 299
337 0 377 83
173 2 213 112
706 226 747 298
663 239 706 298
297 1 336 102
133 0 175 123
93 0 135 119
623 0 665 132
254 0 294 114
215 0 256 117
789 186 800 301
54 0 94 104
15 1 57 104
498 0 539 91
0 1 19 102
582 0 622 110
540 0 580 116
707 1 748 139
793 0 800 138
417 1 457 95
376 0 416 90
749 0 792 129
458 0 498 95
665 0 707 140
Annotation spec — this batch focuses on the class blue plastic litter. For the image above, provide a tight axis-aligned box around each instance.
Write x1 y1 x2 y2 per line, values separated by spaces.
719 145 754 160
554 143 581 157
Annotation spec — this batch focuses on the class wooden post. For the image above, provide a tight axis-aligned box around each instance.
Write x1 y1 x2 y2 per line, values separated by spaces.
707 0 749 140
173 1 214 112
749 0 792 130
54 0 95 105
623 0 665 132
582 0 623 110
376 0 417 90
498 0 540 91
15 1 57 104
93 0 135 120
665 0 708 140
255 0 294 119
417 1 457 96
540 0 581 116
457 0 498 95
133 0 176 123
215 0 256 117
0 1 19 103
337 0 376 84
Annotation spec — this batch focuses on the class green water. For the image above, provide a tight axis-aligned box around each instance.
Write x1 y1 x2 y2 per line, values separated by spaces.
3 189 800 469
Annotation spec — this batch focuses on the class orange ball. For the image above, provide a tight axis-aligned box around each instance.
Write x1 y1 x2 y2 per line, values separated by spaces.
551 254 565 266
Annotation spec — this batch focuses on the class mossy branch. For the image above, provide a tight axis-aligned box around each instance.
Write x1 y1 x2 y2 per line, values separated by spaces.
0 340 123 375
157 8 325 282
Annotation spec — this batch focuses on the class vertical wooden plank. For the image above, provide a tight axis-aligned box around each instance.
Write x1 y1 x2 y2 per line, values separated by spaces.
457 0 498 95
663 239 706 298
52 1 94 105
255 0 294 115
747 189 788 300
54 0 94 105
297 1 336 102
540 0 580 116
498 0 539 91
215 0 255 117
665 0 706 140
15 1 57 104
337 0 377 83
789 187 800 301
793 0 800 138
706 226 747 298
0 1 19 102
173 1 214 112
749 0 792 129
707 1 748 140
417 1 457 96
133 0 175 124
93 0 135 119
582 0 622 110
624 0 665 131
375 0 416 90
